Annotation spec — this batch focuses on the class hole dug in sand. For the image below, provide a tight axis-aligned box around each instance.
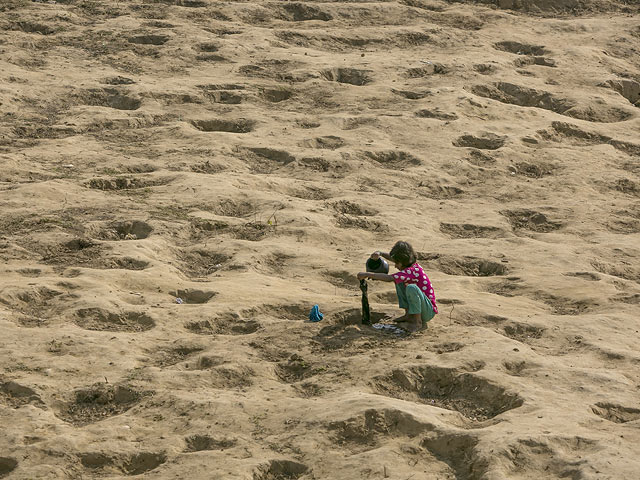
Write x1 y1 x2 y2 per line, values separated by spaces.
193 355 227 370
453 132 506 150
184 434 236 452
333 308 388 325
16 268 41 277
514 56 557 68
257 304 309 321
501 209 562 233
321 68 372 86
332 200 376 216
11 21 56 35
197 42 220 52
277 3 332 21
128 34 169 45
440 223 504 239
211 199 256 218
96 220 153 240
391 88 432 99
43 239 149 271
610 178 640 197
329 408 430 453
473 63 497 75
0 286 63 320
191 119 255 133
364 150 421 169
495 436 599 479
603 79 640 107
81 90 142 111
176 0 208 7
591 402 640 423
324 270 360 290
260 88 294 103
87 176 170 190
186 313 260 335
172 289 216 304
471 82 631 123
203 90 243 104
0 458 18 477
422 432 488 480
231 221 276 242
503 360 528 376
544 121 640 157
208 366 254 389
494 41 548 55
420 184 464 200
103 76 135 85
253 460 309 480
196 53 228 62
58 384 149 426
149 343 205 367
374 365 523 421
102 257 150 270
335 214 388 232
405 63 448 77
74 308 155 332
502 322 545 344
301 136 345 150
287 185 332 201
513 161 556 178
275 354 314 383
0 380 43 408
177 250 230 279
420 254 508 276
248 147 296 165
80 451 166 475
416 109 459 121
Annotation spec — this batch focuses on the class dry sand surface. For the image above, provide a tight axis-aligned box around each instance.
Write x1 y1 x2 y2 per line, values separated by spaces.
1 0 640 478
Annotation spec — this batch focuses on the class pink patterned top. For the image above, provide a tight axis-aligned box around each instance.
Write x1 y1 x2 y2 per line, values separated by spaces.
392 262 438 314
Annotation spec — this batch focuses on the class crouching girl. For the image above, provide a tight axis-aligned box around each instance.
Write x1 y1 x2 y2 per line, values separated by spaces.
357 241 437 332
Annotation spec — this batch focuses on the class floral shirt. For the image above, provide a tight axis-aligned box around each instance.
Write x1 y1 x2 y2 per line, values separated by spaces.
392 262 438 314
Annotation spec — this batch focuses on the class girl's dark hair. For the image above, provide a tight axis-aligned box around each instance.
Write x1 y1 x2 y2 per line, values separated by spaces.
389 241 417 269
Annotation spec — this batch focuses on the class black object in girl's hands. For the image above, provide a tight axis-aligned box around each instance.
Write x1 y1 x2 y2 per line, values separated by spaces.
366 257 389 274
360 279 371 325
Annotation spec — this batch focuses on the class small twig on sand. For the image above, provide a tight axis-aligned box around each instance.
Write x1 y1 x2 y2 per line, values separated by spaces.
449 303 455 325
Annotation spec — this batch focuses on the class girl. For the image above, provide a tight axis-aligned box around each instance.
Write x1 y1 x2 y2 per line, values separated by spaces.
357 241 437 332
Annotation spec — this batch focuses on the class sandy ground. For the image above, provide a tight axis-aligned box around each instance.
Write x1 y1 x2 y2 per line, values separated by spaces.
1 0 640 478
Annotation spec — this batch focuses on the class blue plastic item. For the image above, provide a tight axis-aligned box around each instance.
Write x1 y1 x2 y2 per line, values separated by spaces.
309 304 324 322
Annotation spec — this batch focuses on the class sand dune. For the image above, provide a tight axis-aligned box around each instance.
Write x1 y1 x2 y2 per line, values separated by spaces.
1 0 640 478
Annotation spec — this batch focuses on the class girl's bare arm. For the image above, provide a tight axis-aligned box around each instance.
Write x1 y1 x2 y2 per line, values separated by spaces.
372 251 391 261
357 272 395 282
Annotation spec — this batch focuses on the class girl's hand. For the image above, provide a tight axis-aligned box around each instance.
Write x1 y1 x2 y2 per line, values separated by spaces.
357 272 369 280
370 251 380 260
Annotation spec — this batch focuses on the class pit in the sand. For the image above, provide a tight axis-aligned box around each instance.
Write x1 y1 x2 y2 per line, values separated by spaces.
373 365 523 421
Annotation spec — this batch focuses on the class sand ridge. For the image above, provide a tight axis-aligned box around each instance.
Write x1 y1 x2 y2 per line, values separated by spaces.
1 0 640 478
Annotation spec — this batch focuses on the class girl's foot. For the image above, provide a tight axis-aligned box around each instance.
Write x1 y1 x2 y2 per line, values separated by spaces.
396 314 423 333
392 314 408 323
395 320 422 333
